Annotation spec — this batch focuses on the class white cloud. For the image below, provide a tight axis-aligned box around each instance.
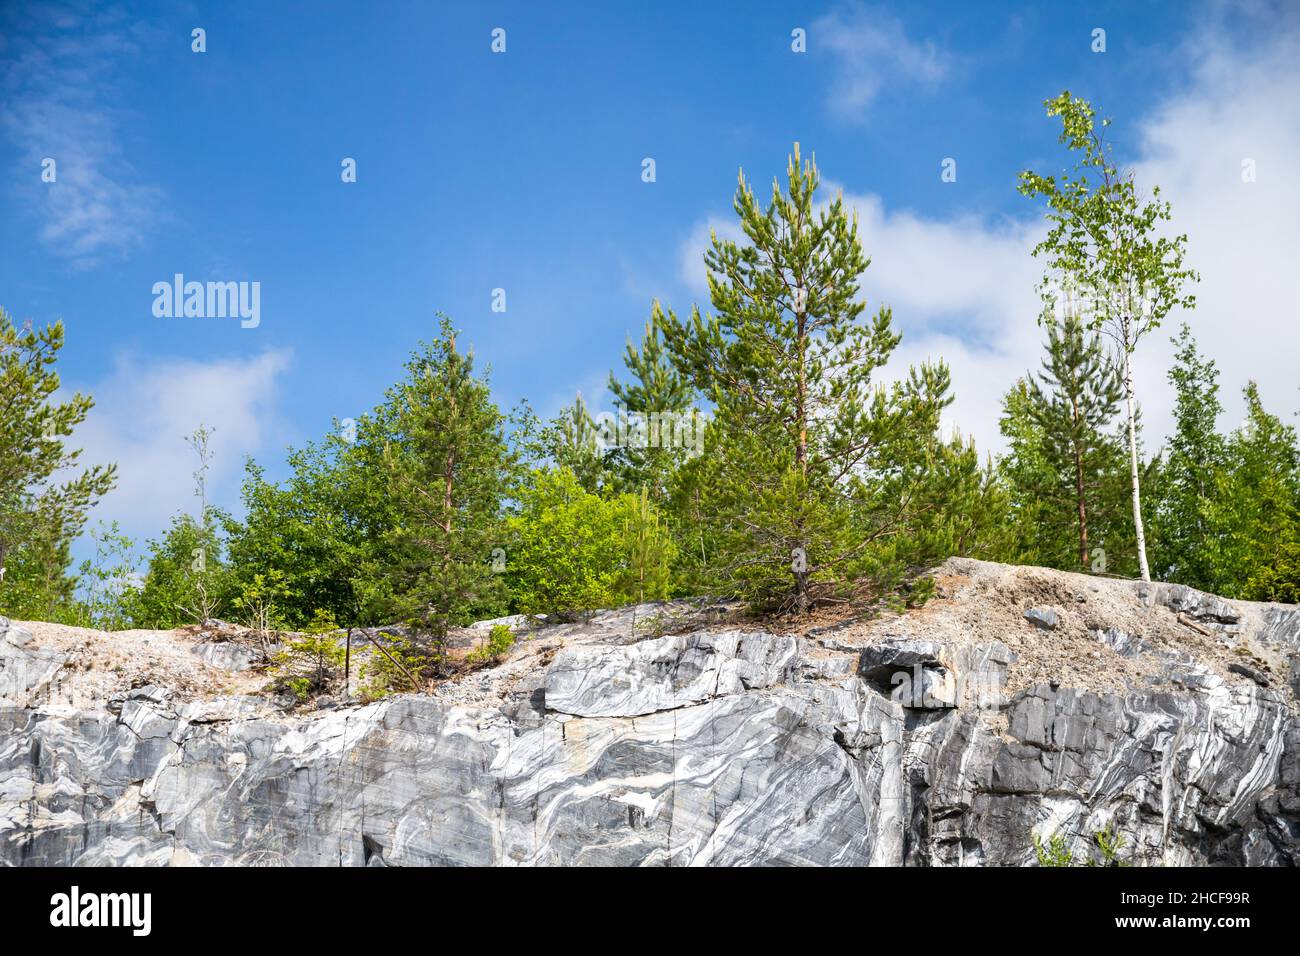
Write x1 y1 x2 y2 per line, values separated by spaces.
812 4 949 118
677 189 1045 455
69 349 293 539
678 216 744 295
843 193 1041 338
675 9 1300 458
1131 8 1300 434
823 189 1047 456
1 6 164 268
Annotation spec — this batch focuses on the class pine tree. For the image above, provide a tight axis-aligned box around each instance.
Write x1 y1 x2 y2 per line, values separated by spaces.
619 485 675 604
1025 314 1126 569
657 144 953 611
1243 534 1300 604
606 305 699 501
996 312 1141 575
876 430 1016 586
542 392 608 495
0 309 116 620
997 379 1057 565
380 316 515 642
1150 323 1227 589
1019 92 1199 582
1212 382 1300 599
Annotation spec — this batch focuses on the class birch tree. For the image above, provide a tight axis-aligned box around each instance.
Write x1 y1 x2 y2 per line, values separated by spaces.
1019 92 1198 581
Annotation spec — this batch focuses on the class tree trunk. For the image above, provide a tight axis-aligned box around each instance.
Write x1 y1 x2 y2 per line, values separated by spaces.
1069 391 1088 569
443 339 458 537
1074 442 1088 568
793 568 810 613
1123 348 1151 582
442 447 455 535
344 627 352 697
793 300 810 612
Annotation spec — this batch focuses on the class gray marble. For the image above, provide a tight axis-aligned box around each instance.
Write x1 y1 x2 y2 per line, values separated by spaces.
2 570 1299 866
189 641 263 672
1023 607 1059 630
0 618 62 708
545 629 798 718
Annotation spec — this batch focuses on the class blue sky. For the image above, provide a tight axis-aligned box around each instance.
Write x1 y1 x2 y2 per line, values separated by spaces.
2 0 1298 552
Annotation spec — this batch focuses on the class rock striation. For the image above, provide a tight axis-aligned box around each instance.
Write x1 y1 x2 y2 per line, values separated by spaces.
2 559 1299 866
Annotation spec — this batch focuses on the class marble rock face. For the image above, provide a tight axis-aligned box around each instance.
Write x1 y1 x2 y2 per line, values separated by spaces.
2 561 1300 867
0 619 62 708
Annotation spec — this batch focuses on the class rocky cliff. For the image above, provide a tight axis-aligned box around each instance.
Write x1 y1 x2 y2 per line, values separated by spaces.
3 558 1299 866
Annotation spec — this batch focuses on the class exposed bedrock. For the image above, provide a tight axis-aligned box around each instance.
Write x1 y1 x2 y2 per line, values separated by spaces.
2 559 1299 866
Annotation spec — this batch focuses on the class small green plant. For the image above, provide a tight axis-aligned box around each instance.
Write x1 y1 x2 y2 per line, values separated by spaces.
357 633 438 700
1034 825 1131 867
232 568 293 634
231 568 295 660
1088 825 1131 867
1034 833 1074 867
905 575 936 608
271 609 346 702
634 611 669 639
72 520 141 631
465 623 515 667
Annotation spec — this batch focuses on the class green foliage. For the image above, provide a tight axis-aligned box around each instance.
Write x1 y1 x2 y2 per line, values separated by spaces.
357 632 436 700
0 309 117 621
655 144 955 611
130 512 230 628
1209 383 1300 597
71 521 140 631
224 318 523 640
541 393 609 495
1243 537 1300 604
1019 91 1199 582
1018 93 1198 339
997 315 1133 573
1034 827 1130 867
505 467 675 615
617 485 676 604
33 117 1292 663
271 609 346 701
1145 325 1300 601
379 316 516 639
230 567 294 634
224 431 389 630
465 623 516 667
838 429 1015 603
1088 826 1131 867
605 309 699 502
1034 833 1074 867
997 380 1056 564
1149 324 1228 590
